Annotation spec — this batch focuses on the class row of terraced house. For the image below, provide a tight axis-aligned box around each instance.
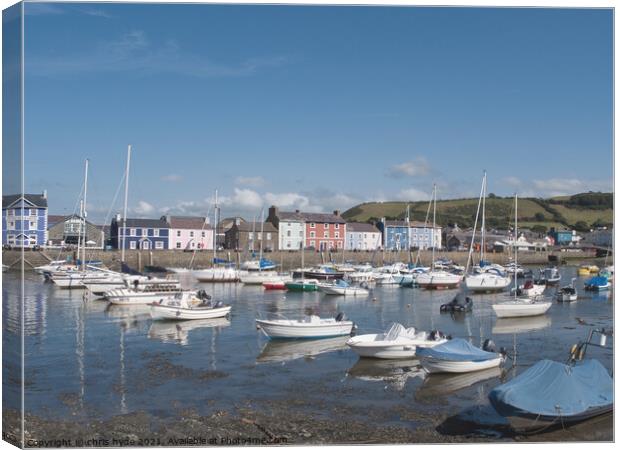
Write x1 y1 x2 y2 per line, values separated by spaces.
2 194 442 251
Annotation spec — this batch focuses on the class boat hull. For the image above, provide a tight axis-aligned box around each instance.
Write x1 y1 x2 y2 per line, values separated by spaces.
420 356 502 374
318 286 369 296
150 304 231 320
465 274 511 292
255 319 353 339
285 282 318 292
492 301 552 318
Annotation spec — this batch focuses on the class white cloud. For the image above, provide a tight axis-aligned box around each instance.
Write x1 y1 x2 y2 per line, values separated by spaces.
387 157 431 178
161 174 183 182
220 188 264 210
132 200 156 216
501 176 522 188
235 176 266 187
396 188 431 202
263 192 310 209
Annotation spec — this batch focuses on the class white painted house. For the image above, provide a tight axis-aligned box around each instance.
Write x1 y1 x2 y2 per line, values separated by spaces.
164 216 213 250
346 222 382 250
267 206 305 250
408 221 442 250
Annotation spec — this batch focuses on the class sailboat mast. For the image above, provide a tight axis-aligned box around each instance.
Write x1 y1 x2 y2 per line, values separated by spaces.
514 192 518 298
466 173 485 275
81 159 89 271
481 171 486 263
431 184 437 267
121 145 131 263
213 189 218 263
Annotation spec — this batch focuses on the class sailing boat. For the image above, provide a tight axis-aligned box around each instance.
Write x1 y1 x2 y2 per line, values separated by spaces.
492 194 552 318
415 185 462 290
286 238 319 291
465 172 511 293
193 190 239 282
240 208 282 284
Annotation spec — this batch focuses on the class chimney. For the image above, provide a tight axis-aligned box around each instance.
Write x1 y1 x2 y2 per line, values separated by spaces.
42 189 47 199
268 205 278 218
295 209 300 214
333 210 341 217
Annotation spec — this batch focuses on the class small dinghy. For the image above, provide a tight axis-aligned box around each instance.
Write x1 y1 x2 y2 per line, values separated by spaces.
440 293 473 313
255 312 355 339
492 296 552 318
584 276 610 291
150 290 231 320
318 279 370 296
285 279 320 292
346 323 448 359
417 338 506 373
557 278 578 302
489 359 613 430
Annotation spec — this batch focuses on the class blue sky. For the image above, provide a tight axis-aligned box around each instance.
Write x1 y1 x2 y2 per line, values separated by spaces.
19 3 613 223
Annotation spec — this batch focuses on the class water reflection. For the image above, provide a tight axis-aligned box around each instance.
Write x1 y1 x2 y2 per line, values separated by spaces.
346 358 424 391
148 318 231 345
416 366 502 400
492 316 552 335
256 336 349 364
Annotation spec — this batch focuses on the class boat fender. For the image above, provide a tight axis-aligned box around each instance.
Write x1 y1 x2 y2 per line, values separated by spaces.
482 339 496 353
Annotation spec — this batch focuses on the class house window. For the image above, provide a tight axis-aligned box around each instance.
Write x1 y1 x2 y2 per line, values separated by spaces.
299 231 303 237
8 210 13 216
258 233 262 240
335 231 340 238
202 231 205 238
248 233 253 240
266 233 271 240
335 223 339 229
154 229 160 237
8 222 14 229
189 231 194 237
286 242 291 248
310 223 315 228
129 241 137 249
30 221 36 228
323 231 329 238
130 228 136 237
176 242 181 249
177 230 181 237
155 241 164 249
324 223 329 229
310 240 315 247
287 230 291 237
310 231 315 238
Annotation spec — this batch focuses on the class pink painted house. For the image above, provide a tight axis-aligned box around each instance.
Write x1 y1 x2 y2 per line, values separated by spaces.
163 215 214 250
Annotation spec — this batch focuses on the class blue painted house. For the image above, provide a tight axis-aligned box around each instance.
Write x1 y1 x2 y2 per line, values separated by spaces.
376 218 442 251
2 193 48 248
111 216 170 250
550 228 575 246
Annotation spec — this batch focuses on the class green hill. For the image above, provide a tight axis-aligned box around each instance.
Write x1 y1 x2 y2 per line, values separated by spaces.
342 192 613 232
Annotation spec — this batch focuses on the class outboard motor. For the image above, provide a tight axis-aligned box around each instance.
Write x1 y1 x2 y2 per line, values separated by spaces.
482 339 496 353
429 330 444 341
335 312 346 322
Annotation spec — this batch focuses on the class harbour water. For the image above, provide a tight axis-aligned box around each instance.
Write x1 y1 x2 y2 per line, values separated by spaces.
2 265 613 442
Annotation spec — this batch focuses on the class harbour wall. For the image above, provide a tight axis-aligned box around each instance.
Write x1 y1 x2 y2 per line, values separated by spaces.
2 248 600 272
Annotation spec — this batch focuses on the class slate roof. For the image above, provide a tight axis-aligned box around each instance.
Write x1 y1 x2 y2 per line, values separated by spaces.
347 222 380 233
235 221 278 233
47 215 66 227
384 220 440 229
117 218 170 228
3 194 48 208
167 216 212 230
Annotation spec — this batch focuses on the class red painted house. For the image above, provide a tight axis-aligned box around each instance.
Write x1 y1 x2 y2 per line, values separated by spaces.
300 210 346 251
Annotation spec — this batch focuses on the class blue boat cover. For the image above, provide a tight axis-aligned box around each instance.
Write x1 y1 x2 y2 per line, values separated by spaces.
416 338 497 362
480 260 490 267
213 258 230 264
259 258 276 269
585 276 608 287
335 279 350 288
489 359 613 418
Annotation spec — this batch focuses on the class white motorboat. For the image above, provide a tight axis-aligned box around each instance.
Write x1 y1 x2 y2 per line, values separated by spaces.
417 338 506 374
318 279 370 296
51 269 115 289
34 260 73 274
346 323 448 359
83 276 180 296
255 313 354 339
193 266 239 282
517 279 546 298
241 258 277 271
542 266 561 285
106 284 185 305
239 270 284 285
416 270 462 290
150 290 231 320
557 278 578 302
465 270 511 292
492 296 552 318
